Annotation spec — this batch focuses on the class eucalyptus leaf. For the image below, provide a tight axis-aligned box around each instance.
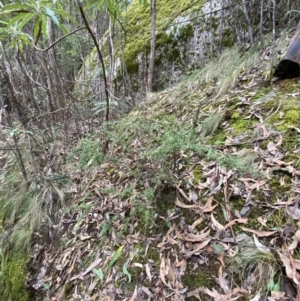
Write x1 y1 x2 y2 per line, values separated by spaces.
122 263 131 283
107 245 124 269
44 7 59 26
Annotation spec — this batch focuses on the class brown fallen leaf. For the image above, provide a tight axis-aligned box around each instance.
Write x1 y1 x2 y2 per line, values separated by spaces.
175 198 201 210
160 257 172 289
183 230 211 242
287 229 300 251
241 227 277 237
202 196 218 212
191 217 204 230
145 263 152 283
211 214 225 231
129 285 138 301
184 239 211 257
277 249 300 285
224 218 248 230
253 234 271 253
267 291 285 301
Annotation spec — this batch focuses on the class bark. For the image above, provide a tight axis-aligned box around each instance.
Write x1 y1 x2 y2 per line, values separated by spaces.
147 0 156 94
241 0 254 45
259 0 264 36
108 16 115 97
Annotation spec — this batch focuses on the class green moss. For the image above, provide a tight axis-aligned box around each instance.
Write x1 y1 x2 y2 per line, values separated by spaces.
284 109 300 125
167 48 181 62
182 257 217 290
231 119 253 135
193 165 202 185
220 28 234 47
0 250 30 301
176 23 194 42
267 209 289 229
231 111 240 119
211 16 219 30
123 0 205 72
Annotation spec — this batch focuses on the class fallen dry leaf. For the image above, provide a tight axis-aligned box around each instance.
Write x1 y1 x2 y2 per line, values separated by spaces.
241 227 277 237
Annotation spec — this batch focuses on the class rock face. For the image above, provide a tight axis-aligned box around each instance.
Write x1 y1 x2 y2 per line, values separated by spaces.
76 0 300 107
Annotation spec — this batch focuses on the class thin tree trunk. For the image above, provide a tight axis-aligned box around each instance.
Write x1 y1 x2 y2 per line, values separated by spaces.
259 0 264 36
209 0 214 55
147 0 156 94
77 1 110 125
269 0 276 79
241 0 254 45
108 15 115 98
231 3 241 44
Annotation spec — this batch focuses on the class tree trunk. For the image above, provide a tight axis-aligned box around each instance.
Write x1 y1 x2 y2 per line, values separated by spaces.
274 21 300 78
108 16 115 98
147 0 156 94
241 0 254 45
259 0 264 36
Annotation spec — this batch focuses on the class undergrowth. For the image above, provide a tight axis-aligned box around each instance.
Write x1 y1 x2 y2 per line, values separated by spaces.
228 235 281 297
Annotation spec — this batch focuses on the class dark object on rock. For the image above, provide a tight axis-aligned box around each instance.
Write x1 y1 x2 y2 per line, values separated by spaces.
274 22 300 78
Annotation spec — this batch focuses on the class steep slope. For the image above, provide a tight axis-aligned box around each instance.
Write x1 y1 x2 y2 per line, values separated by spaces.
24 29 300 301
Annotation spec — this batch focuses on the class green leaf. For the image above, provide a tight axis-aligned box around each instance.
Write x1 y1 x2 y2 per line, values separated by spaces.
122 263 131 283
16 13 34 31
59 23 70 35
92 268 104 282
267 277 280 292
44 7 59 26
267 278 275 291
51 8 71 17
212 243 223 254
107 245 124 269
0 3 32 14
33 19 40 39
41 19 48 39
107 0 121 21
43 283 50 290
84 0 105 11
100 223 110 235
8 12 28 26
273 281 280 292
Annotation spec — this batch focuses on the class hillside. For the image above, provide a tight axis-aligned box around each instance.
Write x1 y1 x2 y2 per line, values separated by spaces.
0 0 300 297
1 28 299 301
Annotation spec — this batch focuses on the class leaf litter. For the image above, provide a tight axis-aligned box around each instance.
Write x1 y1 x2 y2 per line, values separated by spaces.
26 42 300 301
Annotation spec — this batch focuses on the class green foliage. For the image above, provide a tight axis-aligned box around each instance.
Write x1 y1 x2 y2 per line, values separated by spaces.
84 0 121 21
0 0 71 50
93 99 118 115
0 0 123 52
67 136 104 169
200 112 224 137
0 168 68 250
0 250 30 301
228 236 281 295
107 245 124 269
114 0 205 80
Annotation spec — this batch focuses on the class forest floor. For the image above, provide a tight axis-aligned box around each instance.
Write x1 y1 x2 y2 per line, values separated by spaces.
2 31 300 301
